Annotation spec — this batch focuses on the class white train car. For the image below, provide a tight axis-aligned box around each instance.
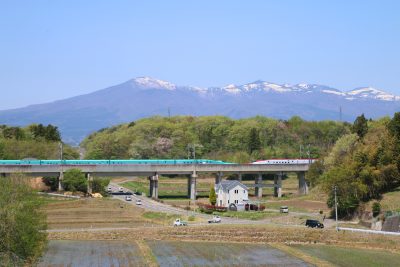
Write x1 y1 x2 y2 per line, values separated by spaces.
252 159 317 164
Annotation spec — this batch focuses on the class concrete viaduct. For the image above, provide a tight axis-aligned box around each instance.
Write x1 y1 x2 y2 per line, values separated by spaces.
0 163 310 200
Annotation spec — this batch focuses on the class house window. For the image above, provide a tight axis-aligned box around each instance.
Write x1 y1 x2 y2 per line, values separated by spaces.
228 200 230 204
235 189 238 194
235 200 238 204
243 190 245 193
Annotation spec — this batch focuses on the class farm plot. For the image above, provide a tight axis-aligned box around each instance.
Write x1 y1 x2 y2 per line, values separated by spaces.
292 244 400 267
38 240 146 266
147 240 312 267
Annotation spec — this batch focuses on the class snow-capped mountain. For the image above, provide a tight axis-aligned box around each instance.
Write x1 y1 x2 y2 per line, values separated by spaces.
0 76 398 143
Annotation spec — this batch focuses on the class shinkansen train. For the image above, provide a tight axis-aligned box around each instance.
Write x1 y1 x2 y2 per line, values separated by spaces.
251 159 317 164
0 159 231 165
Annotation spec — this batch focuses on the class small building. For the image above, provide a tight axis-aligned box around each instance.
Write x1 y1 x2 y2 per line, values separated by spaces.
215 180 248 210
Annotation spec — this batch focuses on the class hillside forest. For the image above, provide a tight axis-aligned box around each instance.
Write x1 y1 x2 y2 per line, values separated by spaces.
0 124 79 159
81 116 350 162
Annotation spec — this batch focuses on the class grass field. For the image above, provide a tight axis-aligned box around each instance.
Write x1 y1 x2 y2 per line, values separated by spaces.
292 244 400 267
122 177 212 199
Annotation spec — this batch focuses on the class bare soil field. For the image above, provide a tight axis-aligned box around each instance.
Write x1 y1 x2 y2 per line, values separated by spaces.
47 224 400 253
44 198 155 229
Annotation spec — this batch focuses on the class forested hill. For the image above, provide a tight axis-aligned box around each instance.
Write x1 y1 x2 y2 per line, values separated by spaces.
0 124 79 159
308 113 400 218
81 116 350 162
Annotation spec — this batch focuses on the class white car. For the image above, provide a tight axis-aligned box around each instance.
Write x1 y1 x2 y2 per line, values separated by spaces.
119 187 124 192
173 218 187 226
125 196 132 201
107 186 112 192
280 206 289 213
208 215 221 223
135 199 142 205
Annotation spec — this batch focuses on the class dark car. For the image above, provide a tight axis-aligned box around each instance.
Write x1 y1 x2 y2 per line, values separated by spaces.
305 219 324 228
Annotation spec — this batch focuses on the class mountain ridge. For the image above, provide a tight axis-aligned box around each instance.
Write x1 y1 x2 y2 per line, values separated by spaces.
0 76 398 144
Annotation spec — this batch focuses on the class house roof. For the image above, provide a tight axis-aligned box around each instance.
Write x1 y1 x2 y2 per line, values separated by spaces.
216 180 248 192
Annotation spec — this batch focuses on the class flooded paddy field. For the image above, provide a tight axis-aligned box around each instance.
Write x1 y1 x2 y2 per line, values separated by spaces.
38 240 146 266
147 240 312 267
292 244 400 267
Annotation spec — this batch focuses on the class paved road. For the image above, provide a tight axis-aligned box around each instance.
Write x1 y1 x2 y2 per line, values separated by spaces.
109 183 256 225
108 182 326 227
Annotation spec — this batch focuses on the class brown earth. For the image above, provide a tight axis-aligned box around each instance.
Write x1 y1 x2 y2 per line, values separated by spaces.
47 224 400 253
44 198 154 229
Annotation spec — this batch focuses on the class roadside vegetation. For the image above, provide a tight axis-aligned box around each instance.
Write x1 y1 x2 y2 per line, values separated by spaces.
0 174 47 266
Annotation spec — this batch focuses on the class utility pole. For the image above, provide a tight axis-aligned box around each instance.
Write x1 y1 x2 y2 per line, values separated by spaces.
59 142 63 160
334 185 338 231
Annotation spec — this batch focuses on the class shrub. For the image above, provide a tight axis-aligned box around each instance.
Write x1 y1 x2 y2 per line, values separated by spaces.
209 185 217 205
0 174 47 265
42 176 58 191
91 177 110 195
62 168 87 193
372 202 381 217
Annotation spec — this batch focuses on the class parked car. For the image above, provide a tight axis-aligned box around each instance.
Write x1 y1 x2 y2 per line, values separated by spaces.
305 219 324 228
280 206 289 213
208 215 221 223
107 187 112 193
135 199 142 205
173 218 188 226
125 195 132 201
119 187 124 192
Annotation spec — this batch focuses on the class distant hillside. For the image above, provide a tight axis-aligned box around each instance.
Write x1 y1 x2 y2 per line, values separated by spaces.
0 77 399 144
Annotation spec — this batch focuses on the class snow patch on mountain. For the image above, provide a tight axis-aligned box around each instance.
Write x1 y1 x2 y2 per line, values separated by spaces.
347 87 400 101
133 77 177 90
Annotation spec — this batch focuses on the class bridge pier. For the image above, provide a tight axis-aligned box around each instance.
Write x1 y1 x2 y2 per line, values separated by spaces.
1 173 6 177
86 173 92 194
236 173 242 182
297 171 308 195
215 172 223 185
255 174 263 198
188 172 197 201
58 172 64 191
149 174 159 199
274 172 282 198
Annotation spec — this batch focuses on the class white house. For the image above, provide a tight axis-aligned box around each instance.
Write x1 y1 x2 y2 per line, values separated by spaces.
215 180 248 210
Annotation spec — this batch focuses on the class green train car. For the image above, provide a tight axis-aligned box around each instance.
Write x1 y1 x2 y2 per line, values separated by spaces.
0 159 231 165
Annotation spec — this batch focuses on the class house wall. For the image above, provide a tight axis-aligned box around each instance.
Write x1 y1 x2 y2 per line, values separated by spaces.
216 185 248 207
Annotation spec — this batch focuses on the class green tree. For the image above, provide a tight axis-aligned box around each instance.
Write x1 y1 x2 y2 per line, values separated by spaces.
209 185 217 205
92 177 111 195
372 202 381 217
42 176 58 191
0 174 47 265
352 114 368 138
62 169 87 193
247 127 261 154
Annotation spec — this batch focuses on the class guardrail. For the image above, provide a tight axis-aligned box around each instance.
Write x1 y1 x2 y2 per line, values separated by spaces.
38 192 81 199
337 227 400 236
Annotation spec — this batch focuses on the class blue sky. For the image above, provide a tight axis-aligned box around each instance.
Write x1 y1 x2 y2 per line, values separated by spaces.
1 0 399 109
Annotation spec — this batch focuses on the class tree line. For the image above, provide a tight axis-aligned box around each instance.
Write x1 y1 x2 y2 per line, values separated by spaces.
82 115 350 162
0 124 79 159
